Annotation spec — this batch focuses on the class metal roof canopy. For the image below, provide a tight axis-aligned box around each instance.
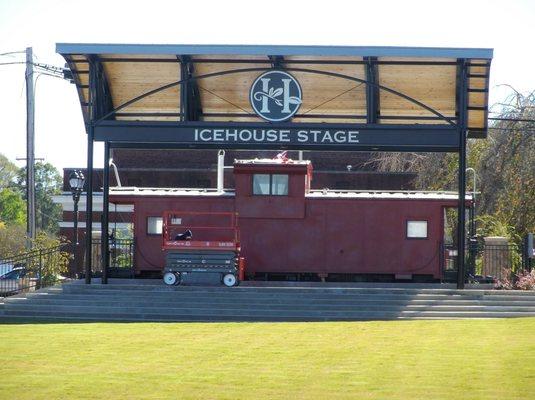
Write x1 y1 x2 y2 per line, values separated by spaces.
57 43 492 288
57 43 493 150
57 43 492 58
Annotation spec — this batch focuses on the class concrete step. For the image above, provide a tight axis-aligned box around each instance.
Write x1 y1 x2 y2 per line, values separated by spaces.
4 307 535 322
50 292 535 304
10 289 523 299
60 284 535 297
3 282 534 322
5 302 535 315
5 295 535 308
59 284 535 296
59 283 535 297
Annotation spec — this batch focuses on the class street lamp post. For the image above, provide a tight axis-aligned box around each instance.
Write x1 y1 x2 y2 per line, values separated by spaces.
69 171 85 277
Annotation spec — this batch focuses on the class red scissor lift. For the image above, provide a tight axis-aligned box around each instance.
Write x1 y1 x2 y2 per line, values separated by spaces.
161 211 244 286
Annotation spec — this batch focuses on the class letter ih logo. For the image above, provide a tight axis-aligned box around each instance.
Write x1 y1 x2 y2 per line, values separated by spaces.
250 71 302 122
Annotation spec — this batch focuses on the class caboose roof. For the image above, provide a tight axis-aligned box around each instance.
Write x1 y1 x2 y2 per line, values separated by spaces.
107 187 472 201
234 158 311 165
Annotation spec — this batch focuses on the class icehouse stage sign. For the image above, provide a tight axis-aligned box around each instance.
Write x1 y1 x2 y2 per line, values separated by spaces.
250 71 302 122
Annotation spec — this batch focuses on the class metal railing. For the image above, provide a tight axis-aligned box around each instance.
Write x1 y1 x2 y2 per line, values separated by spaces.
442 241 529 283
91 238 135 277
0 245 70 297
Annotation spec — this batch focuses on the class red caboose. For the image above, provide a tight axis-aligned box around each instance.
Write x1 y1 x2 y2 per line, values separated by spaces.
110 157 470 282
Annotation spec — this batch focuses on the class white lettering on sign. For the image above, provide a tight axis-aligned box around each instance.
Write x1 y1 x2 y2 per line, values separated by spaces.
213 129 224 141
297 130 308 142
280 130 290 142
349 131 359 143
193 129 359 144
240 129 252 141
266 130 278 142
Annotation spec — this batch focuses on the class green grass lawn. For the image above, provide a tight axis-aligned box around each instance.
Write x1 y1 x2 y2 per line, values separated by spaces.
1 319 534 400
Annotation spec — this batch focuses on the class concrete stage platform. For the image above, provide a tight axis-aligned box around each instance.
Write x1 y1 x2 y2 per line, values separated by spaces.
69 278 496 290
2 279 534 322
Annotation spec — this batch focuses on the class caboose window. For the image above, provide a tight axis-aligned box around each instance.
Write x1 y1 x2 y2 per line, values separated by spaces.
407 220 428 239
253 174 288 196
253 174 270 195
147 216 163 235
272 174 289 195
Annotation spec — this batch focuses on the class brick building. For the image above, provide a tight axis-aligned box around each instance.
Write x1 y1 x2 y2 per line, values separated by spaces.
62 149 415 191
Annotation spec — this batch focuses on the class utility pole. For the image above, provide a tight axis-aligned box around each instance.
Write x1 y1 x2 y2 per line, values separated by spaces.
25 47 36 248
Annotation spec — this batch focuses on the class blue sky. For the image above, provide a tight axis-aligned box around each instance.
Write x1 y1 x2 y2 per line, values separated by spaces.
0 0 534 171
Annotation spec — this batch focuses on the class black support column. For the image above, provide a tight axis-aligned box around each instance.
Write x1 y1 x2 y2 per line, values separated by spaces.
179 55 202 121
85 57 104 284
179 56 188 122
84 60 95 283
365 57 379 124
84 123 93 284
456 59 469 289
101 141 110 284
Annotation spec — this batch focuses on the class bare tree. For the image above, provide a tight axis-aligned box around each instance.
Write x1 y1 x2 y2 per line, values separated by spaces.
366 88 535 239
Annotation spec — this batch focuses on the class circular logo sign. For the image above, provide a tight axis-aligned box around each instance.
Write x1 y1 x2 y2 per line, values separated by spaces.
250 71 302 122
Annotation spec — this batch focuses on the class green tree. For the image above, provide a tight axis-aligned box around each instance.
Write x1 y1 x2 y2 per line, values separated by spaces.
16 162 62 234
0 222 26 258
0 154 18 189
32 231 70 285
0 188 26 225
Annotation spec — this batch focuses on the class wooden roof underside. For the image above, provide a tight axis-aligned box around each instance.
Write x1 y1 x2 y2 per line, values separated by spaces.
59 45 492 137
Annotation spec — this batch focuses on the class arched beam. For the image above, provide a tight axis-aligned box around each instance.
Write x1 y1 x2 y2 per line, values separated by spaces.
94 67 456 126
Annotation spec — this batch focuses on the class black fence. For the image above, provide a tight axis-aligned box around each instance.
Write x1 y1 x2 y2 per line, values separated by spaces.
91 239 135 278
0 245 71 297
442 241 531 283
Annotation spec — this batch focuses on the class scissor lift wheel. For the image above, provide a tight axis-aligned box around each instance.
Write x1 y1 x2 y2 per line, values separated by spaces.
163 272 180 286
222 273 237 287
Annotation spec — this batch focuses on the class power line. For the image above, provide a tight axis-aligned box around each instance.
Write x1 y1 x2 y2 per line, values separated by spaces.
0 61 26 66
0 51 26 57
0 61 68 76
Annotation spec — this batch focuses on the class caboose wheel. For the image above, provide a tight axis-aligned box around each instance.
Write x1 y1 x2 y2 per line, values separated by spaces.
222 274 237 287
163 272 179 286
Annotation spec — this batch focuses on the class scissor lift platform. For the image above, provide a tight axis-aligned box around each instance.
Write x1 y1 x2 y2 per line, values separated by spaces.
161 211 243 286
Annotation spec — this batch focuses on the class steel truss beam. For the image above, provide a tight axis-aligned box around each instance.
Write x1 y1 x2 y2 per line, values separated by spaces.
94 57 478 67
178 55 202 121
112 112 458 122
365 57 379 124
269 55 284 69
